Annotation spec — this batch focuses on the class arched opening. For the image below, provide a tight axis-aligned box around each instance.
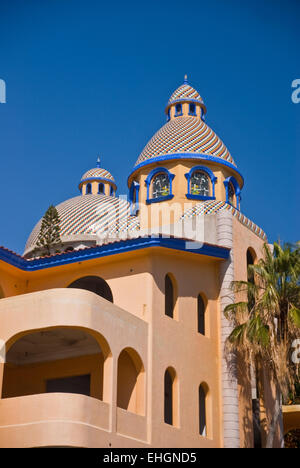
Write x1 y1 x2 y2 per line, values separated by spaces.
175 103 182 116
2 327 112 403
0 285 4 299
117 348 145 415
165 274 177 319
199 383 208 437
98 183 104 194
86 183 92 195
189 103 196 116
68 276 113 303
228 182 235 205
164 367 178 427
247 248 256 311
197 294 206 335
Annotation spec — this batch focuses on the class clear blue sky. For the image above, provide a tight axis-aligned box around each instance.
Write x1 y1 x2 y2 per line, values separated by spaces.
0 0 299 254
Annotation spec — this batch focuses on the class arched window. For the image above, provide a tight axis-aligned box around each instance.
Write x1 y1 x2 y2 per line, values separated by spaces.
247 248 256 311
224 176 241 209
189 103 196 115
197 295 206 335
185 166 217 200
199 384 208 436
145 168 175 204
68 276 113 303
129 181 140 215
86 183 92 195
165 274 176 319
164 368 178 426
98 183 104 194
175 103 182 116
110 186 114 197
152 173 170 199
228 182 235 205
191 171 210 197
117 348 145 415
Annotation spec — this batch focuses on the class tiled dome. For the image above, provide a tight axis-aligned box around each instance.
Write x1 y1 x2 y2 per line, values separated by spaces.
81 167 115 183
25 195 139 255
135 116 235 167
167 83 205 109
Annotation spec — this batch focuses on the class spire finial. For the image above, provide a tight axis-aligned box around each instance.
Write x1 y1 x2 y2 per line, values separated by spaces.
96 156 101 168
184 74 188 84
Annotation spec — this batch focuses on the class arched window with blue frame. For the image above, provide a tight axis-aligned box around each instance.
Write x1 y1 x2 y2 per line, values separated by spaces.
129 181 140 215
224 176 241 209
98 183 104 194
86 183 92 195
175 103 183 117
189 103 196 116
185 166 217 201
110 185 115 197
145 168 175 204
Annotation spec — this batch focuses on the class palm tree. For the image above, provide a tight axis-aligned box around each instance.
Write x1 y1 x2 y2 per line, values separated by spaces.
224 242 300 448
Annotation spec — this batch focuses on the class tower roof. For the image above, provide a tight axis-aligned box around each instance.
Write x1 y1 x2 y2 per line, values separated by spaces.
166 76 206 113
79 158 116 191
135 116 235 167
80 167 115 183
133 78 235 168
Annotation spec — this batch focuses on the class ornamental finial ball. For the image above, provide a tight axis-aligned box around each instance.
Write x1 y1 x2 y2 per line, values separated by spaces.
96 157 101 168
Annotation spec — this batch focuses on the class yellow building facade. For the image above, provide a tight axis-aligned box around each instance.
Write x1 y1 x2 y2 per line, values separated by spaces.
0 78 283 448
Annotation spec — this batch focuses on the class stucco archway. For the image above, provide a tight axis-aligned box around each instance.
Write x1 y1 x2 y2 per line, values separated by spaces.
2 326 112 403
68 276 113 303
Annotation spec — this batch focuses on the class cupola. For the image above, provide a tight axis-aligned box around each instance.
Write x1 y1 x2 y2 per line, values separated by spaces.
165 76 207 121
79 158 117 197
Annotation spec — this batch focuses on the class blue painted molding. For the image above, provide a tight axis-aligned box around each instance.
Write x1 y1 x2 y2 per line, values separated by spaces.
224 176 241 210
0 238 230 272
185 165 217 200
186 194 215 201
129 181 140 215
128 153 244 188
147 194 174 204
145 167 175 204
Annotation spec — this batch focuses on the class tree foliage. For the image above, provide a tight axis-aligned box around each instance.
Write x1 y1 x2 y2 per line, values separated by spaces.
36 205 62 256
224 242 300 447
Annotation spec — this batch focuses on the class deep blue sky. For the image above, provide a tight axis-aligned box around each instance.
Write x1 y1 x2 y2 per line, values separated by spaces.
0 0 299 254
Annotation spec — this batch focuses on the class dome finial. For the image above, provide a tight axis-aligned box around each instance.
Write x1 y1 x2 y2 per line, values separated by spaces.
96 156 101 168
184 74 188 84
